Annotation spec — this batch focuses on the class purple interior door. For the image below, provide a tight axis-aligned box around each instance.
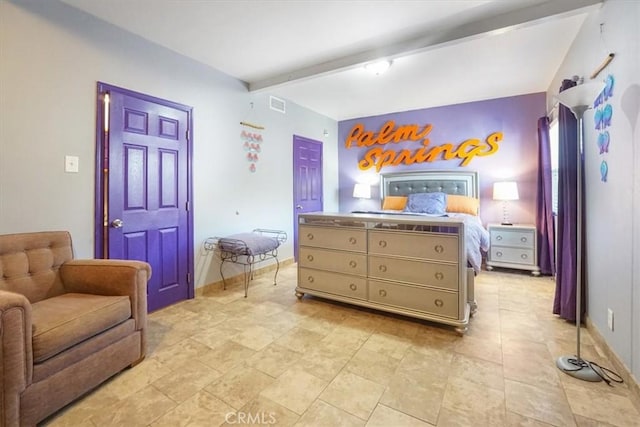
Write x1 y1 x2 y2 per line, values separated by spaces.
96 83 193 312
293 135 323 260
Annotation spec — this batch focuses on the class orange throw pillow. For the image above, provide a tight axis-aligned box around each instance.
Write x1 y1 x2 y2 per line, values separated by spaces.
446 194 479 215
382 196 408 210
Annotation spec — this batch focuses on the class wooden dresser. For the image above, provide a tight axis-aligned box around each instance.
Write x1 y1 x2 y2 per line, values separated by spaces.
296 212 471 333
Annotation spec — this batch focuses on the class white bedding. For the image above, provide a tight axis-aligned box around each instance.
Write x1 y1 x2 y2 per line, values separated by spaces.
351 210 490 273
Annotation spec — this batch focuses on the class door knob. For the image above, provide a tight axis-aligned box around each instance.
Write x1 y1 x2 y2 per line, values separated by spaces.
296 205 303 210
111 218 124 228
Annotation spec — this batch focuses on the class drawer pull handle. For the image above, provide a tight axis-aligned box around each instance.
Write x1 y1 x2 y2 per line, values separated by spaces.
349 260 357 268
435 299 444 307
307 233 314 240
435 244 444 253
496 251 503 257
349 237 357 244
378 265 387 272
496 235 503 241
521 237 527 243
379 240 387 248
435 272 444 280
379 289 387 297
349 283 357 291
307 254 314 262
521 254 528 259
307 276 314 283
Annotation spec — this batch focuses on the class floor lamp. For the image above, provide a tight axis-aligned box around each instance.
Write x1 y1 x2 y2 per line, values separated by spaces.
555 81 605 382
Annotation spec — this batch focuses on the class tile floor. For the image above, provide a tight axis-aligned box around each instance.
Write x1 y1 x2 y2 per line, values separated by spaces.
44 264 640 426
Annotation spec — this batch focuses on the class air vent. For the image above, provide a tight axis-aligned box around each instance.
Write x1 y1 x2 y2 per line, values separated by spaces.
269 96 286 114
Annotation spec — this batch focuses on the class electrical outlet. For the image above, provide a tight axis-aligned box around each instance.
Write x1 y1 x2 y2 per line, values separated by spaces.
607 308 614 331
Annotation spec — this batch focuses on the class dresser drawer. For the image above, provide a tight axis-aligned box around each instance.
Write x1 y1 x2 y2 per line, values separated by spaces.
368 280 458 318
368 230 458 262
490 228 534 249
489 246 535 266
298 268 367 300
368 256 458 290
299 247 367 276
299 225 366 252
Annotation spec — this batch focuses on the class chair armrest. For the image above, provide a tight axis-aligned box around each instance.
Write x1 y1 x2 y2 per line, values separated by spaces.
60 260 151 331
0 290 33 426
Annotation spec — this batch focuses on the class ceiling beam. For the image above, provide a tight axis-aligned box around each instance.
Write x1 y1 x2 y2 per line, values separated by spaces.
249 0 602 92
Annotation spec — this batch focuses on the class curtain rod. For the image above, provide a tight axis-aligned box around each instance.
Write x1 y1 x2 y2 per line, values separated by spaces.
591 53 615 80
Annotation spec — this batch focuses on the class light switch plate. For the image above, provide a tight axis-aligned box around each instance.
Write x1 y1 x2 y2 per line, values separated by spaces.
65 155 79 173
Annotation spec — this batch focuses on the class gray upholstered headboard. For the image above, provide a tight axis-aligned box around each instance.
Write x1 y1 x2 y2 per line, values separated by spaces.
380 170 479 199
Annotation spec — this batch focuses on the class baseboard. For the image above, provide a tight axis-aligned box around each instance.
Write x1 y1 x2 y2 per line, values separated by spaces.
196 257 295 296
586 316 640 413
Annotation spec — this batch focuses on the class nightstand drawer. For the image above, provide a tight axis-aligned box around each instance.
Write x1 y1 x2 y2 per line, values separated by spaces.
490 228 534 248
490 246 535 266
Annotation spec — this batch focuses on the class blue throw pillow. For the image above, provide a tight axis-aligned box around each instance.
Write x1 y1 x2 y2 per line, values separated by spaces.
404 192 447 215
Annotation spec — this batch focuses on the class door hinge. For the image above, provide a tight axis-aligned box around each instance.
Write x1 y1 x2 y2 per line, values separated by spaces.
187 272 191 284
185 200 191 211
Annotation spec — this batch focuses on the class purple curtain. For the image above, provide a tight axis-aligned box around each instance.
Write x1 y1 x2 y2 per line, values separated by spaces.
553 79 585 322
536 116 556 276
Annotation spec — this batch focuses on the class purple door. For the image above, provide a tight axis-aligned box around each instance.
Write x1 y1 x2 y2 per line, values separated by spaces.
293 135 323 260
96 83 193 312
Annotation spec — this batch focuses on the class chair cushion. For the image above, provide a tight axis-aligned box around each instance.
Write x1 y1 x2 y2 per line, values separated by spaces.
31 293 131 363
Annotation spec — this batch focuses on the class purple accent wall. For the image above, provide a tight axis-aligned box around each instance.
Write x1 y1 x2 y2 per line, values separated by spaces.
338 93 546 226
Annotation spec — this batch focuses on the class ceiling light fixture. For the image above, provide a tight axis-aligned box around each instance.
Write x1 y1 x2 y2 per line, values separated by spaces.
364 60 392 75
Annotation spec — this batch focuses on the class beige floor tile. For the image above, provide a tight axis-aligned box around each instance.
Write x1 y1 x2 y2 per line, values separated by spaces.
274 327 326 353
345 347 401 386
505 410 556 426
380 372 447 424
454 333 503 364
396 348 453 382
40 384 121 427
319 371 386 420
197 340 256 373
150 338 216 371
247 343 303 377
563 381 640 427
260 368 328 415
205 366 275 410
320 325 371 355
152 360 223 403
437 406 505 427
448 353 505 391
442 376 506 425
295 400 365 427
502 339 562 389
294 344 353 381
221 395 300 427
361 332 412 359
505 379 576 427
100 358 172 399
366 404 430 426
231 324 282 351
151 391 235 427
90 385 176 426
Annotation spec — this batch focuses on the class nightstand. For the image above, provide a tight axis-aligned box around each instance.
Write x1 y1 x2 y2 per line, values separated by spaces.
486 223 540 276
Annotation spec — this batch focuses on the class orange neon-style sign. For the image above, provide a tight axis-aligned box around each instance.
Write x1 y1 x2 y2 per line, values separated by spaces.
345 120 502 172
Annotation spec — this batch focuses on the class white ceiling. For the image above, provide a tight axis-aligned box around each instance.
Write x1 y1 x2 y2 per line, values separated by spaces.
61 0 600 120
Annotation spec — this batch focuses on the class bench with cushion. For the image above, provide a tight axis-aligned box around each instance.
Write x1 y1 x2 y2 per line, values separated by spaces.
0 231 151 426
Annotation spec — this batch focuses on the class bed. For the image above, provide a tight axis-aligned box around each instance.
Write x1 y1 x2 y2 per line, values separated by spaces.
378 170 490 276
296 170 489 333
204 229 287 297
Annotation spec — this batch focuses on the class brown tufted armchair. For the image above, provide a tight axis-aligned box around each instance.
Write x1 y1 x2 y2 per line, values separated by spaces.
0 231 151 426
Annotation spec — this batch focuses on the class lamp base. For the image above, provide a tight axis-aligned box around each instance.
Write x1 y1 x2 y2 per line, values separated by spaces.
556 355 603 382
501 222 513 226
